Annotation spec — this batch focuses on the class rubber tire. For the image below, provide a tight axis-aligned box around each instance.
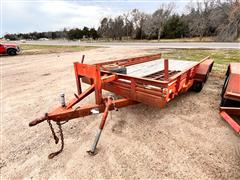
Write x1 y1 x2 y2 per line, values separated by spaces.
7 49 17 56
192 81 203 92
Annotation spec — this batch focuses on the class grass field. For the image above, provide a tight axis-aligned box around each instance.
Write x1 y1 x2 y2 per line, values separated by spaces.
20 44 98 55
19 44 239 74
162 49 240 64
94 37 216 42
151 48 240 74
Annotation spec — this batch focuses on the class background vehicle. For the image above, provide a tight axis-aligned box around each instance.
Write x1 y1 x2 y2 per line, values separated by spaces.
0 43 21 55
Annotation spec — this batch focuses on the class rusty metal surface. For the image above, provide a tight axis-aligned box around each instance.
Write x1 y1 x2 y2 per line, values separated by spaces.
224 63 240 102
29 98 137 126
80 56 214 107
219 63 240 134
220 110 240 134
220 107 240 115
29 53 214 158
95 53 162 67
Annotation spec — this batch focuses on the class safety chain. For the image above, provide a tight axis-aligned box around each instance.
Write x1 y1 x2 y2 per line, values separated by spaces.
47 120 64 159
47 120 59 144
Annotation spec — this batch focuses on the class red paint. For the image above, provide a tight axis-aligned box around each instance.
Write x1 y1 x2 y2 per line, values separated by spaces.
164 59 169 80
30 54 214 125
220 111 240 134
29 54 215 157
0 43 20 55
220 63 240 134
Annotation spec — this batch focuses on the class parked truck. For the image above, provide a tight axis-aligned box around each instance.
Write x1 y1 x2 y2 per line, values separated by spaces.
0 43 21 55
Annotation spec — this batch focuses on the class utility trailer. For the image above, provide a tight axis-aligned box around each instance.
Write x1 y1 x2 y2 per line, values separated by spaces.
220 63 240 134
29 53 214 158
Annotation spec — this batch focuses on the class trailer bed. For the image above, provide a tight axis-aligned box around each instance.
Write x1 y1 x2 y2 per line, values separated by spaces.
29 53 214 158
126 59 197 78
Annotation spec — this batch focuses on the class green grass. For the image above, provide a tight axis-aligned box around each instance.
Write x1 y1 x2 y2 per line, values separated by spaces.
149 48 240 74
19 44 239 74
162 49 240 64
96 37 216 43
20 44 98 55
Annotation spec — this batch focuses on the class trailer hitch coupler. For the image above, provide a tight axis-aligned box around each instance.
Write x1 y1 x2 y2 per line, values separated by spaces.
29 113 48 127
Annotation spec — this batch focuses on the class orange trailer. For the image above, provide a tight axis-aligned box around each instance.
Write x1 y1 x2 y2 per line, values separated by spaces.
29 54 214 158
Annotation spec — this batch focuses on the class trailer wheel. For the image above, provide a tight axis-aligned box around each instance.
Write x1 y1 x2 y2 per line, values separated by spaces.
192 81 203 92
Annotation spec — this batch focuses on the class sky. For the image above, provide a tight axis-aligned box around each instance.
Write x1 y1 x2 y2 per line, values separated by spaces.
1 0 197 36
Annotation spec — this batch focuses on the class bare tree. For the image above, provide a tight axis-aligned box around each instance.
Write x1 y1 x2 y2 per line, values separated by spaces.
131 9 148 39
97 0 239 42
186 0 213 41
98 16 125 40
123 12 132 39
142 14 155 39
152 3 174 41
113 16 124 40
214 0 240 41
98 17 109 38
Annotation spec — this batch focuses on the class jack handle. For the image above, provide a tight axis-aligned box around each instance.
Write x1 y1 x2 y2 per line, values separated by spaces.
29 113 48 127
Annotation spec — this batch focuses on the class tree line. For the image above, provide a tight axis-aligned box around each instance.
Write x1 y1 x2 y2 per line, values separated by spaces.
98 0 240 41
4 27 99 41
4 0 240 42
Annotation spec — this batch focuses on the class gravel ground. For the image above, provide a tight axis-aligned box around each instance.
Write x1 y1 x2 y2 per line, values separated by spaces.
1 47 240 179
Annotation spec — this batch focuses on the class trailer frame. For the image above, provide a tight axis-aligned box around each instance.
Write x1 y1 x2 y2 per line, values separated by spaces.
29 53 214 158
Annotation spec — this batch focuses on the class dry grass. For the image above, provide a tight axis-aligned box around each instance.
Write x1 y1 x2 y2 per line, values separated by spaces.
20 44 98 55
95 37 216 43
148 48 240 74
19 44 240 74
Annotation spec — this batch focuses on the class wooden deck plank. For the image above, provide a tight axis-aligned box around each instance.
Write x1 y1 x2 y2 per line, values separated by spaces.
126 59 197 77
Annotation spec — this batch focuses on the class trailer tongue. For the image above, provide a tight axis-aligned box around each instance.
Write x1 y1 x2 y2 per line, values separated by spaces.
29 53 214 158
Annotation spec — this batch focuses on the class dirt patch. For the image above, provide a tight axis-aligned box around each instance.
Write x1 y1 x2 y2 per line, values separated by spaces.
1 47 240 179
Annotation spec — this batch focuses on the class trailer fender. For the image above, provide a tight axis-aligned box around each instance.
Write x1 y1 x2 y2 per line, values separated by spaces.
194 59 214 82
